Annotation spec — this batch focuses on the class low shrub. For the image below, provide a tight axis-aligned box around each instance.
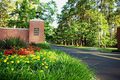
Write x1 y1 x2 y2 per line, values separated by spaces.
0 37 27 49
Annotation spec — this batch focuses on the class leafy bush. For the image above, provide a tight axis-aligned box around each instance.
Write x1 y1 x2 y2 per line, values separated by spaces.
0 38 27 49
0 49 95 80
101 36 117 47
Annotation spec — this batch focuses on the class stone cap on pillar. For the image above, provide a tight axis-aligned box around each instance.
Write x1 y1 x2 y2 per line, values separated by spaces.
30 19 44 22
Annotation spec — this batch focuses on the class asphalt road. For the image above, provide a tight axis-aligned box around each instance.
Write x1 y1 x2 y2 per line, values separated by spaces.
52 45 120 80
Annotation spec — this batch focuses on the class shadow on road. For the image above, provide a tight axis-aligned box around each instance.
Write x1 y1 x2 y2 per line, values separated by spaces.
52 45 120 80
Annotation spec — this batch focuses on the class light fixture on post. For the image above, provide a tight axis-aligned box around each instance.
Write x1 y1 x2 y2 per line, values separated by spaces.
36 11 40 19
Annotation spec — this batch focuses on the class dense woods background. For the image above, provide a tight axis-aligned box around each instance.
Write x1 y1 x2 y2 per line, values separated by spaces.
54 0 120 47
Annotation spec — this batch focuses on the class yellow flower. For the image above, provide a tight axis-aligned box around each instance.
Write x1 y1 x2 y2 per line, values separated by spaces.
11 61 14 63
4 59 7 63
45 66 48 69
36 56 40 60
11 56 15 58
32 56 40 60
6 57 9 60
19 56 24 58
42 63 44 66
16 60 20 63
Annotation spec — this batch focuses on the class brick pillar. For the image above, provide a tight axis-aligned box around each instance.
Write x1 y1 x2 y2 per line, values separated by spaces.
29 19 45 43
117 28 120 50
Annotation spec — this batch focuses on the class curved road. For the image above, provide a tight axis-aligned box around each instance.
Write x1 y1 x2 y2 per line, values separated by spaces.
52 45 120 80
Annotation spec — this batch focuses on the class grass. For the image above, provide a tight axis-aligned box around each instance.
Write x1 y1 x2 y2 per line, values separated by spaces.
0 49 96 80
31 43 51 49
49 50 96 80
97 47 118 53
59 45 118 53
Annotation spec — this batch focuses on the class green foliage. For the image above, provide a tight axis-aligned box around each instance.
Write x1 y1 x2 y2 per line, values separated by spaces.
48 50 96 80
0 0 15 27
30 43 51 49
0 38 27 49
38 1 57 41
0 49 95 80
53 0 118 47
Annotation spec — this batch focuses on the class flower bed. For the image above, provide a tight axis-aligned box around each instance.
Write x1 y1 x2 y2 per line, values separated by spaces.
0 50 57 80
0 39 95 80
0 49 95 80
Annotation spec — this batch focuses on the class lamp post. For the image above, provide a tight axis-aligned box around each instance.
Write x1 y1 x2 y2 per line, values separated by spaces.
36 11 40 19
34 4 40 19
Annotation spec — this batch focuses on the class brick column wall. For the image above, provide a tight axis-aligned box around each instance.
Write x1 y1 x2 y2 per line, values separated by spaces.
0 28 29 42
29 19 45 43
117 28 120 50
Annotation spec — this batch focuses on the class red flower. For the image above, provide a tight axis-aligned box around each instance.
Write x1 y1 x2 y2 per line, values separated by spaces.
3 45 40 56
4 49 14 55
18 48 34 55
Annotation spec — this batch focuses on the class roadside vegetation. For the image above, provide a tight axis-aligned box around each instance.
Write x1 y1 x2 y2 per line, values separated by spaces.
0 38 96 80
58 45 118 53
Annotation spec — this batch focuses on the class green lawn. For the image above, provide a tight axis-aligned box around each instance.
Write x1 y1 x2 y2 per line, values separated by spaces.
59 45 118 53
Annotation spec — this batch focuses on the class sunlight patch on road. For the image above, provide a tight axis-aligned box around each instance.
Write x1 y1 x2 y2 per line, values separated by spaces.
76 51 120 61
91 54 120 60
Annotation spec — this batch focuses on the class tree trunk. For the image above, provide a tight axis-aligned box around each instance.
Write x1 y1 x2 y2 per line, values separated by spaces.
72 39 74 46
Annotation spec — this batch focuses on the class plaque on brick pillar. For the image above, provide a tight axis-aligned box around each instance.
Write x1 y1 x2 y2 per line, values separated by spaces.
29 19 45 43
34 28 39 36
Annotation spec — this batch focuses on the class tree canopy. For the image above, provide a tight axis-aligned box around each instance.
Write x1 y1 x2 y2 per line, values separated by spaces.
53 0 119 47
